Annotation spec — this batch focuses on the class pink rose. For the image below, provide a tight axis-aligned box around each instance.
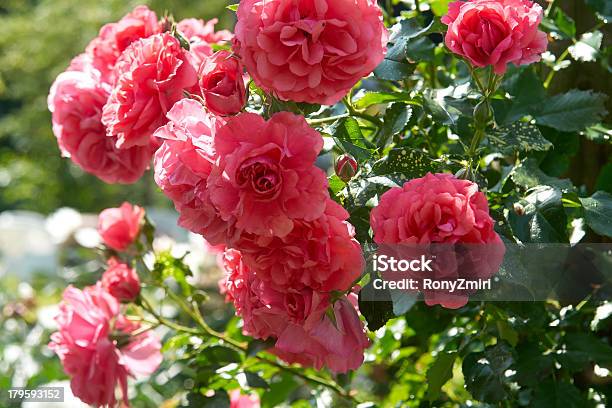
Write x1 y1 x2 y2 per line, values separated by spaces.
86 6 160 83
102 257 141 302
442 0 548 74
233 0 388 105
49 284 161 407
98 202 145 251
209 112 329 239
229 389 260 408
370 173 504 308
236 199 364 292
370 173 500 245
153 99 231 246
177 18 233 45
199 51 247 116
48 57 153 184
102 33 198 149
221 249 329 339
272 297 369 373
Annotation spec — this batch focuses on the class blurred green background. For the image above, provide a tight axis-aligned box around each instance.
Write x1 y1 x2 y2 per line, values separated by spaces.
0 0 234 214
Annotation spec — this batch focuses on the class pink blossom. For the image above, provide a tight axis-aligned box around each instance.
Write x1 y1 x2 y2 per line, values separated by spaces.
209 112 329 239
153 99 230 246
221 249 368 373
233 0 388 105
49 284 161 407
86 6 161 83
102 258 141 302
272 296 369 373
370 173 504 308
236 199 364 292
221 249 329 339
177 18 233 45
442 0 548 74
102 33 198 149
98 202 144 251
229 389 260 408
199 51 247 116
48 56 153 184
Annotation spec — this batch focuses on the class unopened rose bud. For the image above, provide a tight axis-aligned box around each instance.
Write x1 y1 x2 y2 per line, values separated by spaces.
102 258 141 302
335 154 358 182
160 16 173 33
513 202 525 216
473 100 492 128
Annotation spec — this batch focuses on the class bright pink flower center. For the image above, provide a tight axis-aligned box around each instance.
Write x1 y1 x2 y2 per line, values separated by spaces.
237 155 282 200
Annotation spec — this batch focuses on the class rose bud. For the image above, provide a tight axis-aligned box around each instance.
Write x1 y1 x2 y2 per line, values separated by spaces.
335 154 358 183
199 50 246 116
102 257 141 302
98 202 145 251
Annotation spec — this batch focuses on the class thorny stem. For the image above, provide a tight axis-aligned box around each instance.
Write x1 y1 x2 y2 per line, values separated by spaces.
141 290 359 403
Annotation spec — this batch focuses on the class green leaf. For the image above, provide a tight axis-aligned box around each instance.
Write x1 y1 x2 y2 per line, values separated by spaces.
374 18 434 80
579 191 612 237
226 4 239 12
196 345 242 366
569 31 603 62
380 103 412 144
246 339 275 357
330 117 373 161
161 333 192 353
563 332 612 368
531 380 586 408
585 0 612 20
430 0 452 16
328 175 345 196
490 122 553 154
462 343 514 404
534 90 608 132
243 371 270 389
584 124 612 144
188 389 230 408
153 251 193 296
261 373 298 408
494 68 545 125
542 8 576 39
405 36 436 61
358 280 395 331
426 351 457 401
372 148 440 179
511 158 574 192
422 94 459 126
508 186 568 243
354 92 413 109
514 343 554 387
496 320 518 347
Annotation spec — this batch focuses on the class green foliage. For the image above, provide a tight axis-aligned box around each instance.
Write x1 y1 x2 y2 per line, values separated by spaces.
580 191 612 237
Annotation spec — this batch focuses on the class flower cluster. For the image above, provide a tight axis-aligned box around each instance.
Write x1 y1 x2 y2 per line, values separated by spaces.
48 6 238 183
50 203 161 406
155 106 368 372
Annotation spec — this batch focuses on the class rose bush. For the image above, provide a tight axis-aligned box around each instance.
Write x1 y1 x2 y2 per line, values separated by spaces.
42 1 612 407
